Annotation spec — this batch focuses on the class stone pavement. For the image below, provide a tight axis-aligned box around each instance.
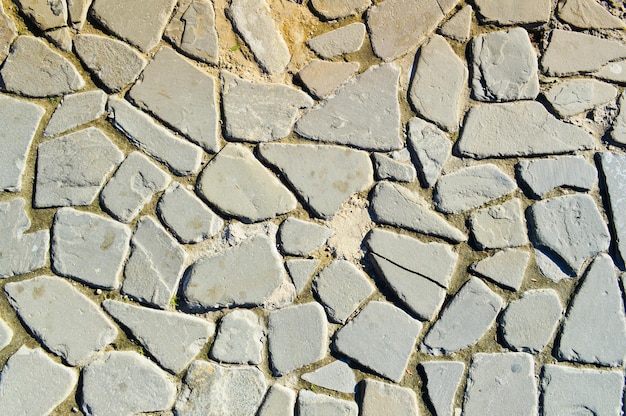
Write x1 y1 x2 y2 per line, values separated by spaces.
0 0 626 414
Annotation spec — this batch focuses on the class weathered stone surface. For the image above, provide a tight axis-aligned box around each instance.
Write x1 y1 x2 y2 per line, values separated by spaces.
35 127 123 208
0 5 16 63
457 101 595 159
297 60 359 99
422 277 503 355
434 164 516 214
534 247 573 283
310 0 370 19
516 155 598 199
0 347 77 416
302 361 356 393
558 0 625 29
0 198 48 278
258 143 373 219
542 29 626 76
370 181 467 243
45 26 72 52
14 0 67 31
4 275 118 366
611 91 626 144
222 72 312 143
297 390 358 416
67 0 92 29
268 302 327 376
439 5 472 42
91 0 177 52
227 0 290 74
44 90 107 137
334 301 422 382
410 34 467 131
541 365 625 416
81 351 177 416
122 216 187 309
420 361 464 416
285 259 320 294
599 152 626 266
164 0 219 65
157 182 223 244
501 289 563 354
0 36 84 97
470 249 530 291
593 59 626 84
295 64 402 151
107 97 203 176
407 118 451 188
544 79 618 118
210 310 264 365
372 153 416 183
463 353 537 416
308 23 365 59
74 34 147 93
129 47 220 152
197 144 297 222
473 0 551 24
360 378 419 416
257 384 296 416
0 319 11 350
279 217 332 256
557 254 626 367
468 198 528 250
527 194 610 276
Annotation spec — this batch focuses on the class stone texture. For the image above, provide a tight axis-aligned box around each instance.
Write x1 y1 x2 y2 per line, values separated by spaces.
470 249 530 291
333 301 422 382
544 79 618 118
558 0 625 29
297 390 358 416
310 0 370 19
473 0 551 24
407 117 451 188
593 59 626 84
534 247 573 282
599 153 626 267
360 378 419 416
210 310 264 365
257 384 296 416
0 5 16 63
221 72 313 143
45 27 72 52
67 0 92 29
468 198 528 250
457 101 595 159
410 34 467 131
295 64 402 151
44 90 107 137
122 216 187 309
422 277 503 355
14 0 67 31
372 153 416 183
297 60 359 99
302 361 356 393
308 23 365 59
4 275 118 366
74 34 147 93
164 0 219 65
35 127 123 208
516 155 598 199
268 302 327 376
81 351 177 416
0 347 77 416
258 143 373 219
0 36 84 97
557 254 626 367
438 5 472 42
279 217 332 256
0 319 11 350
420 361 464 416
612 91 626 145
285 259 320 294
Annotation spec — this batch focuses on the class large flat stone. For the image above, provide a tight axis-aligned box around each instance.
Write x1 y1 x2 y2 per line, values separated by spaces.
360 379 419 416
599 152 626 267
297 390 357 416
310 0 370 19
544 79 618 118
516 155 598 199
44 90 107 137
473 0 551 24
558 0 626 29
407 118 451 188
164 0 219 65
308 23 365 59
468 198 528 250
420 361 464 416
209 309 264 365
302 361 356 394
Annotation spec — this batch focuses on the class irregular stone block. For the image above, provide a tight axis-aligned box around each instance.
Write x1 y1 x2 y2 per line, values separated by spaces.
612 91 626 145
279 217 332 256
0 5 16 63
593 59 626 85
308 23 365 59
439 5 472 42
67 0 92 29
360 378 419 416
516 155 598 199
470 248 530 291
371 153 416 183
599 152 626 267
257 384 296 416
534 247 573 283
297 390 357 416
14 0 67 31
473 0 551 24
210 310 264 365
302 361 356 393
544 79 618 118
0 319 11 350
44 90 107 137
310 0 370 19
420 361 464 416
468 198 528 250
558 0 625 29
297 60 359 100
285 259 320 294
407 117 451 188
164 0 219 65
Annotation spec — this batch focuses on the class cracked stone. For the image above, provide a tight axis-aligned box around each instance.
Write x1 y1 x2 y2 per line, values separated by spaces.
44 90 107 137
544 79 618 118
210 310 264 365
278 217 332 256
468 198 528 250
302 361 356 394
308 23 365 59
420 361 464 416
470 248 530 291
164 0 219 65
516 155 598 199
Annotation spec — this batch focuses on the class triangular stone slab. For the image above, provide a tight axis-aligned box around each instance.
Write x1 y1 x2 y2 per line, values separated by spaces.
285 259 320 294
470 249 530 291
420 361 465 416
301 360 356 393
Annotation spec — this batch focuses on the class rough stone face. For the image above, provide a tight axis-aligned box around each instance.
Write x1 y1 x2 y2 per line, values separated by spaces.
0 5 16 63
457 101 595 159
333 301 422 382
268 302 327 376
544 79 618 118
593 60 626 85
295 64 402 151
473 0 551 24
310 0 370 19
302 361 356 393
122 216 187 309
558 0 625 29
468 198 528 250
0 319 11 350
372 153 416 183
221 72 313 143
599 152 626 267
557 254 626 367
227 0 290 74
0 94 44 192
407 118 451 188
463 353 538 416
308 23 365 59
164 0 219 65
433 164 517 214
516 155 598 199
297 390 358 416
81 351 177 416
35 127 124 208
279 217 332 256
258 143 373 219
210 310 264 365
257 384 296 416
360 379 419 416
45 26 72 52
296 60 359 99
44 90 107 137
422 277 503 355
420 361 464 416
534 247 573 283
4 275 118 366
74 34 147 93
14 0 67 31
0 347 77 416
285 259 320 294
527 194 610 276
470 248 530 291
0 36 84 97
439 5 472 42
67 0 92 29
612 91 626 145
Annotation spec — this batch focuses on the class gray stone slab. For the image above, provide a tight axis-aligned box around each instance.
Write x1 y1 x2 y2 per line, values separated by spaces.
558 0 625 29
433 164 517 214
279 218 332 256
611 91 626 144
0 36 84 97
164 0 219 65
35 127 124 208
420 361 464 416
268 302 327 376
0 5 16 63
14 0 66 31
101 152 171 223
470 248 530 291
334 301 422 382
67 0 92 29
544 79 618 118
297 390 357 416
258 143 373 219
473 0 551 24
44 26 72 52
129 47 220 152
4 275 118 366
534 247 573 283
44 90 107 137
0 198 48 278
500 289 563 354
122 216 187 309
285 259 320 294
410 34 467 131
438 5 472 42
310 0 370 19
0 319 11 350
527 194 610 276
74 34 147 93
372 153 416 183
297 60 359 99
295 64 402 151
0 347 77 416
407 118 451 188
593 59 626 85
257 384 296 416
370 181 467 243
360 378 419 416
107 96 203 176
516 155 598 199
308 23 365 59
302 361 356 393
463 353 537 416
599 152 626 266
422 277 503 355
541 365 624 416
457 101 595 159
468 198 528 250
557 254 626 367
81 351 177 416
210 309 264 365
227 0 290 74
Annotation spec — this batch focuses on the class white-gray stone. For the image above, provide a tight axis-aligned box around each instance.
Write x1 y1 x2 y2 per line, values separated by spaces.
308 23 365 59
516 155 598 199
279 217 332 256
599 152 626 267
544 79 618 118
285 259 320 294
297 390 358 416
420 361 464 416
45 26 72 52
0 319 11 351
44 90 107 137
67 0 92 29
407 118 451 188
360 378 419 416
14 0 67 31
210 310 264 365
302 361 356 393
470 249 530 291
164 0 219 65
438 5 472 42
372 153 416 183
473 0 551 24
297 60 359 99
4 275 118 366
558 0 626 29
611 91 626 144
534 247 573 282
468 198 528 250
0 5 16 64
593 59 626 85
257 384 296 416
310 0 370 20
